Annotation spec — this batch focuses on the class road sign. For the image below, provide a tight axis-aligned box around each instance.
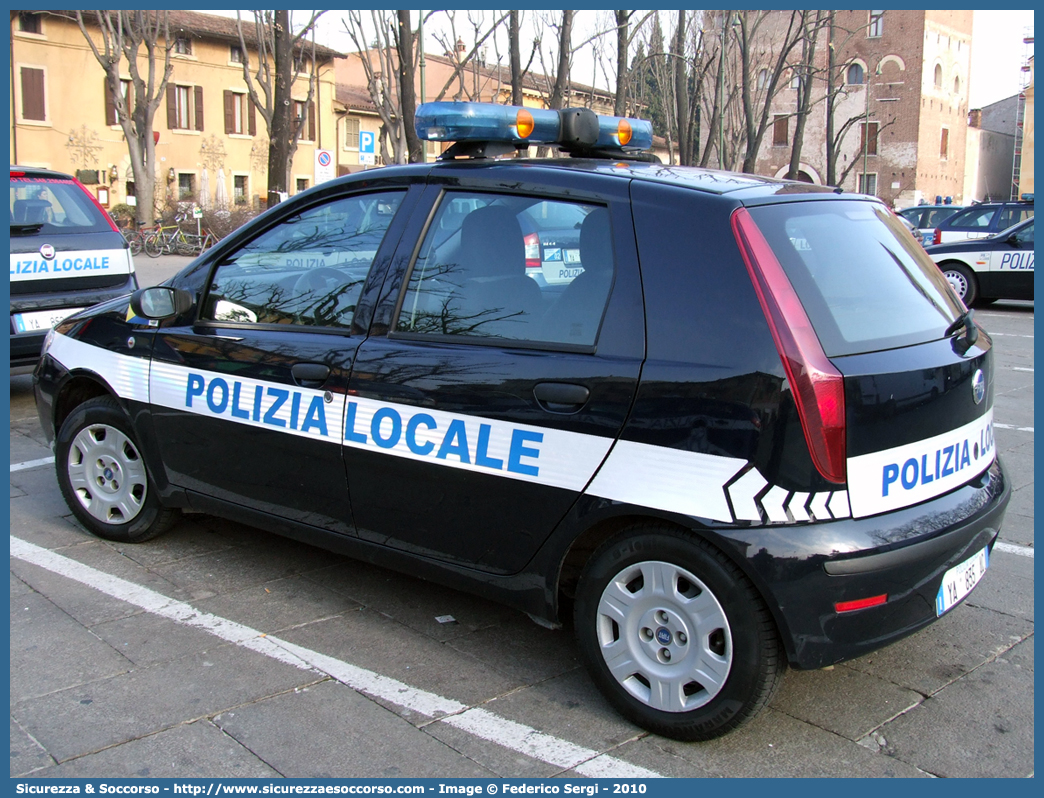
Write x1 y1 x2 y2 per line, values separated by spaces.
314 149 335 185
360 130 376 166
192 206 203 219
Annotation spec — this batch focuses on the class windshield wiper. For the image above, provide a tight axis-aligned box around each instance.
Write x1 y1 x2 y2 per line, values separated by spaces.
10 222 44 235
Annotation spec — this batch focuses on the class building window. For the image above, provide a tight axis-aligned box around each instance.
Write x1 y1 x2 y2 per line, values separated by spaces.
294 100 315 141
934 64 943 89
868 10 883 38
757 68 768 90
105 78 132 126
18 12 42 34
19 66 47 122
860 122 879 156
234 175 248 205
953 76 960 95
772 115 789 147
790 74 801 90
174 36 192 56
940 127 949 159
846 63 865 85
296 178 310 194
425 139 440 158
230 45 244 63
224 91 255 136
858 173 877 196
344 117 360 149
168 84 203 131
178 173 195 201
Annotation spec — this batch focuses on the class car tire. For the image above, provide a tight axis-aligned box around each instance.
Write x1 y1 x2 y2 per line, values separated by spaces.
941 262 979 307
574 524 785 741
55 396 179 543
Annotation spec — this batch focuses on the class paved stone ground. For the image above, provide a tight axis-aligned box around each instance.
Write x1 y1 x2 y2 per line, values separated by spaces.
9 302 1034 779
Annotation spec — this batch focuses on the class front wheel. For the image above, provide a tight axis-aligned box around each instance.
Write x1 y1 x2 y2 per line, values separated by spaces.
143 234 163 258
941 262 979 306
574 525 785 741
55 396 179 543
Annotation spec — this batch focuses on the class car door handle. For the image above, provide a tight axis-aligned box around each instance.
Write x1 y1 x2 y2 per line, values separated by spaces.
534 382 590 413
291 363 331 388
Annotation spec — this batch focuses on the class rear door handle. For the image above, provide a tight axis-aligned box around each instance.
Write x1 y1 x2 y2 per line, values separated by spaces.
291 363 331 388
534 382 590 413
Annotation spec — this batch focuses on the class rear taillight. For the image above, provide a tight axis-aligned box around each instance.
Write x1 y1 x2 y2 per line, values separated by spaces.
732 207 847 485
11 170 25 177
73 176 120 232
933 228 942 245
523 232 541 270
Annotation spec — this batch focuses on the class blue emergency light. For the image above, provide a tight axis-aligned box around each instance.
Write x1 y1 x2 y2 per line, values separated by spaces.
415 102 654 157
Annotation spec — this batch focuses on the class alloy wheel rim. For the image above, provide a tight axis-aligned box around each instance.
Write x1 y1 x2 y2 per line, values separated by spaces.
67 423 148 524
595 560 732 712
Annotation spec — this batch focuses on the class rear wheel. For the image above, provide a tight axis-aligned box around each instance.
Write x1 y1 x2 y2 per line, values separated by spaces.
55 397 178 543
941 262 979 306
574 525 785 741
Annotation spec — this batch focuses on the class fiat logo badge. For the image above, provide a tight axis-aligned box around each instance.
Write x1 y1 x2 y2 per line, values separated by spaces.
39 244 55 260
972 369 985 405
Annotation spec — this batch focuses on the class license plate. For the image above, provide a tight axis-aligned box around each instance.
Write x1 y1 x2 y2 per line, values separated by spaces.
12 307 84 334
564 248 581 264
936 545 989 616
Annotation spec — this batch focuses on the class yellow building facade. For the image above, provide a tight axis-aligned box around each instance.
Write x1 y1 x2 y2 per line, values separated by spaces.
10 11 346 217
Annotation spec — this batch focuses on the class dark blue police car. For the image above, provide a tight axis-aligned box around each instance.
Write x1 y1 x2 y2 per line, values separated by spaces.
33 102 1008 741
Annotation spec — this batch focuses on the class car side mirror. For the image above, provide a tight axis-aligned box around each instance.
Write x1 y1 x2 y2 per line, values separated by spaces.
130 286 194 320
1006 233 1021 247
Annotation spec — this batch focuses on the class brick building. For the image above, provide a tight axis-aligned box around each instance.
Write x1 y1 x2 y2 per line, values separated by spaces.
754 10 973 208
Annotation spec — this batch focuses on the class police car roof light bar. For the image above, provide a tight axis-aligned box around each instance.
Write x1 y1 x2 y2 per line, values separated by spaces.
416 102 654 160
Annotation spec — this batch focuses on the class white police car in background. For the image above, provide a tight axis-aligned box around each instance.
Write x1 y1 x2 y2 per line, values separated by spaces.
926 217 1034 306
10 166 137 368
32 102 1009 742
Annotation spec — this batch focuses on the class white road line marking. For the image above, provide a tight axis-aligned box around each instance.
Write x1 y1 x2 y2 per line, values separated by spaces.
989 332 1035 339
10 456 55 473
9 536 662 779
1011 367 1034 372
995 541 1034 558
994 423 1035 433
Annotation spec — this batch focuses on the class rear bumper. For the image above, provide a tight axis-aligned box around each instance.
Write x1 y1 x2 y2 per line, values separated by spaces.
727 459 1009 669
9 277 137 367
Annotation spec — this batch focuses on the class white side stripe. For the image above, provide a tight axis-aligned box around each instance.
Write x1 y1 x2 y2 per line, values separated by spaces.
9 536 661 779
726 468 767 522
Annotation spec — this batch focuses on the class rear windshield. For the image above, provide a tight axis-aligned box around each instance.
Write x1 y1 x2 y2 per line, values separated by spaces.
10 176 113 235
749 200 963 357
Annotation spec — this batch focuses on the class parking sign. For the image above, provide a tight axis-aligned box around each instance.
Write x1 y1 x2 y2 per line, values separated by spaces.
360 130 376 166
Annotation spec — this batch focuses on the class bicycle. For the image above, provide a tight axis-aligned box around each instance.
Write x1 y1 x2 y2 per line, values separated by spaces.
143 216 193 257
122 225 158 257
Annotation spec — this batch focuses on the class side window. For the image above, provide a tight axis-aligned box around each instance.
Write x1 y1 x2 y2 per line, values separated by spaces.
1014 220 1034 246
997 207 1032 230
203 191 404 328
395 193 615 346
950 208 995 229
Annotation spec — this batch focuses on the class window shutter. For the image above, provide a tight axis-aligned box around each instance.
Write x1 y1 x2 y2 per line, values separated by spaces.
308 102 315 141
20 67 46 121
166 84 177 129
248 96 257 136
194 85 204 131
223 90 234 134
105 78 116 126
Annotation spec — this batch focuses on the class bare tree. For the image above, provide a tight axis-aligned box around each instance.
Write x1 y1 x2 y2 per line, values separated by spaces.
732 10 805 174
786 10 829 179
236 10 324 203
396 10 423 163
74 11 173 227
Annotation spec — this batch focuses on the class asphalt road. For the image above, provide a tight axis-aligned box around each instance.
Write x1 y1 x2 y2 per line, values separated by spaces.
8 257 1034 778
